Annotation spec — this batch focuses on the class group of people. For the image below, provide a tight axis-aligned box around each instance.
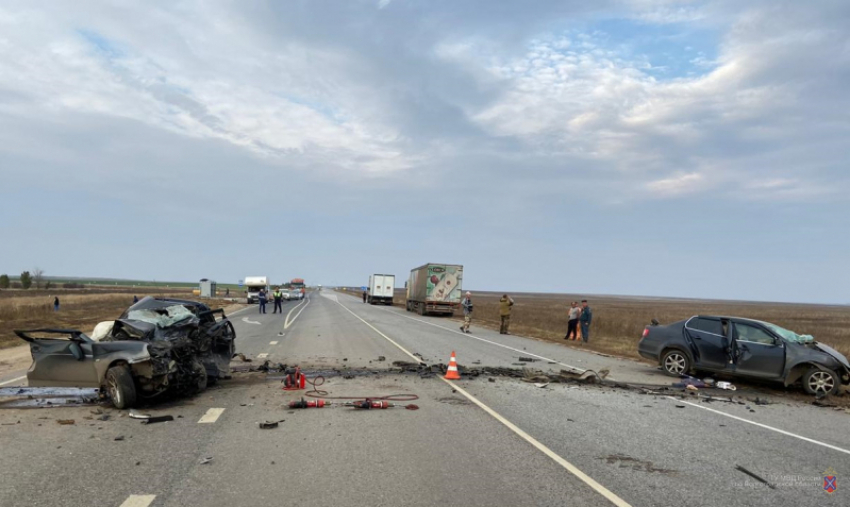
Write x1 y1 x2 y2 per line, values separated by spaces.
458 292 593 342
257 287 287 314
565 300 592 343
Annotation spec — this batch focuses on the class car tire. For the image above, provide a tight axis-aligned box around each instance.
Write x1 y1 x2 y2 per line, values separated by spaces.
105 365 137 409
802 367 839 396
661 349 690 377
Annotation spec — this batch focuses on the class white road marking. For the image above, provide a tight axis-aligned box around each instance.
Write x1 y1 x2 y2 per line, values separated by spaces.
269 341 278 345
334 299 632 507
284 297 310 329
119 495 156 507
257 353 269 359
669 397 850 456
0 375 26 386
198 408 225 424
241 317 261 325
373 301 588 374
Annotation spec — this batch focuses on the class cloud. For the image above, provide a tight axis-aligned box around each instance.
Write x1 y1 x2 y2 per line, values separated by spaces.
0 0 848 303
646 172 704 195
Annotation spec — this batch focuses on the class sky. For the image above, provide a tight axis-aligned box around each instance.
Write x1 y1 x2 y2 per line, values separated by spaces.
0 0 848 304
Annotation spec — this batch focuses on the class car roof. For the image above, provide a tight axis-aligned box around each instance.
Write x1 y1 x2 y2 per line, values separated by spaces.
692 315 771 326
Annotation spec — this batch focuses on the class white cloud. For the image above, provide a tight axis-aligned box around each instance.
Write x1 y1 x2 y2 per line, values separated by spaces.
645 172 704 195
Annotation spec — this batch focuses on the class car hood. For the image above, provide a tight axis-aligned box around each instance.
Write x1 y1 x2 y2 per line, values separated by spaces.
815 343 850 370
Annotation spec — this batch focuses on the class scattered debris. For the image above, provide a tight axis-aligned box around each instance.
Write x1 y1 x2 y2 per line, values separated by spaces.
141 415 174 425
377 356 386 362
259 420 285 429
488 378 496 383
753 397 771 406
233 353 253 363
716 381 737 391
114 435 125 441
129 412 152 420
675 404 686 408
57 419 75 425
813 398 837 408
518 357 537 363
200 457 214 465
534 383 549 389
472 360 481 365
735 465 776 489
686 385 699 392
98 415 111 421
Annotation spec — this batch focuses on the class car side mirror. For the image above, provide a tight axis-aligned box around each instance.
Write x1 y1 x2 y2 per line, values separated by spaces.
69 342 84 361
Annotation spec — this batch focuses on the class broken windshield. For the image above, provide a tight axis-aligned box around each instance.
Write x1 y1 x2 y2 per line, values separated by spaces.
126 305 195 328
764 322 814 343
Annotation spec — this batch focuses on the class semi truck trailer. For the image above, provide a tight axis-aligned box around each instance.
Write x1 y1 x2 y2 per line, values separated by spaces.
367 274 395 305
405 264 463 315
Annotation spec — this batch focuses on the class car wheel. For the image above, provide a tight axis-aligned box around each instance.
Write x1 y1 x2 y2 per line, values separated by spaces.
661 349 690 377
105 365 137 409
802 367 839 396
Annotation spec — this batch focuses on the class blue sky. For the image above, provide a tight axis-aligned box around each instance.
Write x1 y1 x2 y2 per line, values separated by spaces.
0 0 848 304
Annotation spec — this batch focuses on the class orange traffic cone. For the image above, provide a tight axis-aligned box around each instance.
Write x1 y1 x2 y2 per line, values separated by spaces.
445 351 461 380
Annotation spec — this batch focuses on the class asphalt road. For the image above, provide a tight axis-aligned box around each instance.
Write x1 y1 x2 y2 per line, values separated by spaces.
0 291 848 507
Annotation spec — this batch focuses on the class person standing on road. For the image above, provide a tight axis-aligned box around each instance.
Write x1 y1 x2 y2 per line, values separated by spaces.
362 289 368 303
258 289 267 314
499 294 514 335
460 291 473 334
565 301 580 340
579 299 592 343
272 287 283 314
53 296 60 312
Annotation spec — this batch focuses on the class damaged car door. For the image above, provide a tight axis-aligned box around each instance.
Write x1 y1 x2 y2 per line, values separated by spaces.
732 321 785 379
684 317 730 370
16 330 99 387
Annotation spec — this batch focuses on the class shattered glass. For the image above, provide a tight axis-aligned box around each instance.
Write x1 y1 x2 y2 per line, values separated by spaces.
126 305 195 328
762 322 814 343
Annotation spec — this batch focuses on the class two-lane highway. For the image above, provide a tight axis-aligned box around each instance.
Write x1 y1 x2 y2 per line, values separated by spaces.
0 291 847 507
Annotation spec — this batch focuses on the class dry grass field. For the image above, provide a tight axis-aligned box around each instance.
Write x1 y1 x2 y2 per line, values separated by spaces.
0 289 233 349
338 288 850 362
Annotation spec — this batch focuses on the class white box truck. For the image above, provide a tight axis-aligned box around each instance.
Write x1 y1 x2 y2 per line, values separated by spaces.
244 276 269 304
367 274 395 305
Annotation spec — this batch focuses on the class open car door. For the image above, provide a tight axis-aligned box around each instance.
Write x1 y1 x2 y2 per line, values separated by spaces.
15 329 100 388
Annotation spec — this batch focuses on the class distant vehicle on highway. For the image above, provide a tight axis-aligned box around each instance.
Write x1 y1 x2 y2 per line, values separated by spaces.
244 276 269 304
638 315 850 395
367 274 395 305
406 263 463 315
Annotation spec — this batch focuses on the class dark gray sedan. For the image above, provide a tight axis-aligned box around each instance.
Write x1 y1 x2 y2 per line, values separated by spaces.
638 315 850 395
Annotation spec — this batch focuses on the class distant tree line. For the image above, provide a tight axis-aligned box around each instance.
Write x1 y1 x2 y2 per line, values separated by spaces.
0 268 54 290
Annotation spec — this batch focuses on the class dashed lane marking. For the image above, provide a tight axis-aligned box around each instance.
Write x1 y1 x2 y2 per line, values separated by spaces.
333 298 632 507
198 408 225 424
269 341 278 345
257 353 269 358
119 495 156 507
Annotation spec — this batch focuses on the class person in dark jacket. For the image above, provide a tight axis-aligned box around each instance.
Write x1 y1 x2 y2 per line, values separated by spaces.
133 295 139 304
53 296 60 312
579 299 592 343
362 289 368 303
258 289 267 314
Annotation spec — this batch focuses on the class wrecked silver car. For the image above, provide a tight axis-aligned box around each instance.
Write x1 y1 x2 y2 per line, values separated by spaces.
108 297 236 381
15 297 236 409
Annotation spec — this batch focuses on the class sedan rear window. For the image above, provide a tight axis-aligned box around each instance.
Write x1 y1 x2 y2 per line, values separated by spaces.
687 317 723 336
